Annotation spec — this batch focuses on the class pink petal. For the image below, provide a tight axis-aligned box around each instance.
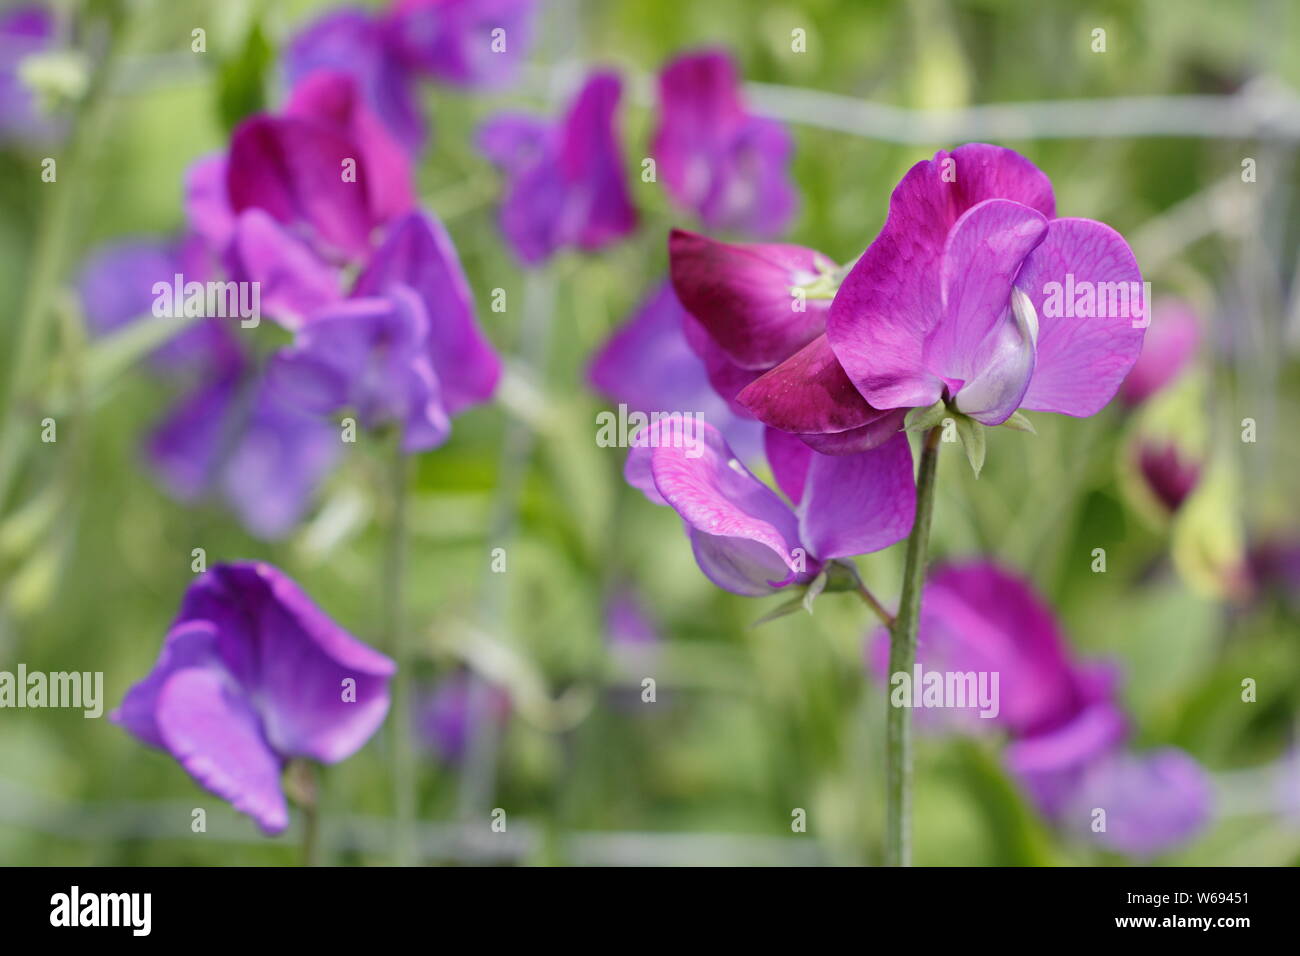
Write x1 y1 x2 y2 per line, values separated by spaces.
1119 298 1200 405
224 209 342 329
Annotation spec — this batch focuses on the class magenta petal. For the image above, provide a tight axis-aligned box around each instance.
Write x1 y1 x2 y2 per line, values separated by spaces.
797 433 915 559
736 334 901 449
1015 217 1145 417
226 114 374 261
828 144 1055 410
155 667 289 834
185 154 236 252
668 228 831 370
681 310 762 415
354 211 501 414
636 416 807 596
764 427 812 504
560 71 638 252
225 209 342 328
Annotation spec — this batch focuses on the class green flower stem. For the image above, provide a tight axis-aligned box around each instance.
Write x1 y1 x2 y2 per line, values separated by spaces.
382 438 416 866
885 426 941 867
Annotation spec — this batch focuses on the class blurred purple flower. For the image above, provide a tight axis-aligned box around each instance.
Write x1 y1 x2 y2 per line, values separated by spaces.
605 587 659 648
1119 298 1200 407
112 563 395 834
652 49 795 238
284 7 426 152
0 5 57 142
386 0 536 88
626 416 914 596
226 70 415 262
588 280 763 461
866 560 1211 857
478 70 637 264
415 671 510 763
669 229 906 455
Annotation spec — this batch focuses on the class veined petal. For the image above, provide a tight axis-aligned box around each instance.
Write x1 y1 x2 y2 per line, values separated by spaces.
1015 217 1145 417
951 287 1040 425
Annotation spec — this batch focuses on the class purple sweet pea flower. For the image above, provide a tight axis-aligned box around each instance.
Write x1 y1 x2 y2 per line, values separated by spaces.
223 208 343 330
1118 298 1200 406
284 7 426 152
478 70 637 264
386 0 536 88
112 563 395 834
605 587 659 648
588 279 763 462
627 415 914 596
652 49 795 238
0 4 57 142
745 144 1144 434
226 70 415 262
669 229 907 454
414 671 510 763
268 286 450 453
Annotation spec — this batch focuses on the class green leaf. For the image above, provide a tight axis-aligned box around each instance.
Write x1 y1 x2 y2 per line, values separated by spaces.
905 399 948 433
955 414 986 478
1001 410 1036 434
216 22 273 132
801 568 829 613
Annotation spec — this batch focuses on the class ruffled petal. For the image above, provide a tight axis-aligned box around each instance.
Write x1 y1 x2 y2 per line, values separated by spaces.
797 433 915 559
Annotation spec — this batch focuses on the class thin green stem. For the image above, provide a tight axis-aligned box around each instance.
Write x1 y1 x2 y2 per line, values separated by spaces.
853 580 895 629
382 438 416 865
885 427 941 867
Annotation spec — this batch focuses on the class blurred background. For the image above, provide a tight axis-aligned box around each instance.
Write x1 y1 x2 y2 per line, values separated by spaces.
0 0 1298 865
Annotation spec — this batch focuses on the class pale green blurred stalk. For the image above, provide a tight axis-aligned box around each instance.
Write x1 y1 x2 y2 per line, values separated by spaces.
383 439 417 865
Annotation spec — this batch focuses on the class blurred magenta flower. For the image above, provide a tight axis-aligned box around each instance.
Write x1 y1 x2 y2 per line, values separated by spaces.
626 416 913 596
478 71 637 264
670 228 906 454
605 586 660 648
415 671 510 763
112 563 395 834
0 4 57 142
867 560 1211 857
747 144 1143 432
1119 298 1200 406
652 49 795 238
284 7 426 152
588 279 763 461
227 70 414 262
387 0 536 88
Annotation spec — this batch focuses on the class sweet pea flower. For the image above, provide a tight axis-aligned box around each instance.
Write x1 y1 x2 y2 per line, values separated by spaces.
627 415 914 596
227 70 415 262
386 0 536 88
1134 438 1201 514
669 228 907 454
588 279 763 462
478 70 637 264
1118 298 1200 406
745 144 1144 436
867 560 1211 857
112 563 395 834
652 49 795 238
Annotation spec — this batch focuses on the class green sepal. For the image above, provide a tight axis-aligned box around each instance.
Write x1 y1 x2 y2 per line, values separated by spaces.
905 400 948 434
1001 410 1036 434
955 414 986 478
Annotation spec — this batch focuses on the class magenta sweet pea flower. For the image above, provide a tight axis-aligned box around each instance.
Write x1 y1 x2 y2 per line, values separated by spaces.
227 70 415 262
284 7 426 152
669 228 907 454
627 415 914 596
1134 438 1201 514
1118 298 1200 406
588 279 763 462
747 144 1143 434
386 0 536 88
652 49 795 238
112 563 395 834
478 70 637 264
